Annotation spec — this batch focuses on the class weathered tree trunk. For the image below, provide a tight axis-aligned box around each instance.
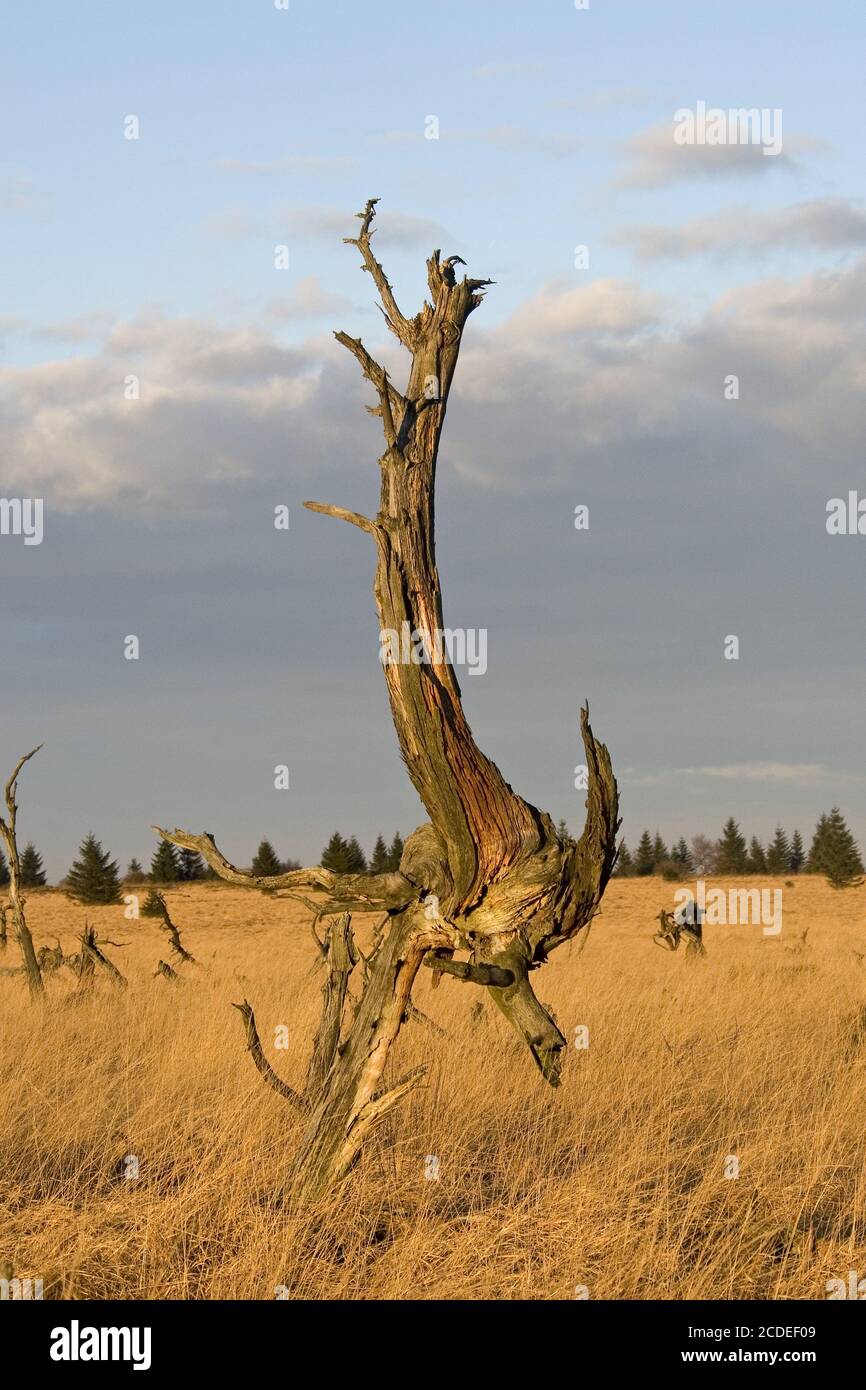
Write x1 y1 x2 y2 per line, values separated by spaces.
156 200 619 1200
0 749 45 999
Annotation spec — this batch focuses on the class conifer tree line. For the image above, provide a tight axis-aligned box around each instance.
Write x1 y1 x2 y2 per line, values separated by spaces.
615 811 864 888
320 831 404 874
5 813 860 901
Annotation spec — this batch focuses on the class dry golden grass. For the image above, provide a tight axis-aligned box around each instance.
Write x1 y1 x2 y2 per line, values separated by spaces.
2 875 865 1300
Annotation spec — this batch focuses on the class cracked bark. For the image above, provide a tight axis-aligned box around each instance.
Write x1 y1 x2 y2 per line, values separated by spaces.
156 199 619 1198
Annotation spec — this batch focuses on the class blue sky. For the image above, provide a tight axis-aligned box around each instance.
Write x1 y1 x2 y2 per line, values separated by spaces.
2 0 866 876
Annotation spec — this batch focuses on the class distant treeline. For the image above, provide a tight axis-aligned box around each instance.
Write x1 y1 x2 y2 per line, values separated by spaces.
7 813 861 903
615 812 864 889
0 830 408 904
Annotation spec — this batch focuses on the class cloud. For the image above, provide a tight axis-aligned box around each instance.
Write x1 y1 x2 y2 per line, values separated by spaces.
617 199 866 262
503 276 662 342
7 248 866 531
30 312 117 344
264 275 353 321
616 119 822 188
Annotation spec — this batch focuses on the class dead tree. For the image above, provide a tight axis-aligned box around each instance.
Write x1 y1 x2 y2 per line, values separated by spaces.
155 199 619 1198
0 749 45 998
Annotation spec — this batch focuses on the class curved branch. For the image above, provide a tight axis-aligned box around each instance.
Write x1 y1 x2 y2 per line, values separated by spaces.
151 825 415 910
232 1000 309 1111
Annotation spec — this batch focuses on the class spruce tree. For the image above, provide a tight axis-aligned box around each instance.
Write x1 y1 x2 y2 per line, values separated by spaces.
747 836 767 873
766 827 790 875
0 847 9 887
178 847 206 881
321 832 350 872
150 838 180 883
716 818 748 874
345 836 367 873
636 830 655 876
615 841 633 876
251 840 282 876
789 829 805 873
386 831 404 872
66 833 123 905
557 818 575 846
19 843 46 887
652 832 668 865
672 837 691 868
125 858 146 883
808 808 864 889
369 834 390 874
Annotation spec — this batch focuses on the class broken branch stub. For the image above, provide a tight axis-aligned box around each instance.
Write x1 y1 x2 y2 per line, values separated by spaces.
0 748 45 999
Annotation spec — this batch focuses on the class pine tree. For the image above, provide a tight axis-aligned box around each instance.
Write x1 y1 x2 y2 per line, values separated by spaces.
19 843 47 887
150 838 180 883
652 832 668 865
716 818 748 874
557 818 575 846
65 833 122 905
0 847 9 887
615 841 634 876
672 838 691 868
251 840 282 876
386 831 404 873
125 858 146 883
808 808 864 889
766 827 790 875
369 834 390 874
747 836 767 873
345 836 367 873
636 830 655 876
789 829 805 873
178 847 206 881
321 832 349 872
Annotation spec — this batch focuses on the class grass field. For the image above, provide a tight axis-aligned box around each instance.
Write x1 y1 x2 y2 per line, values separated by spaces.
2 875 865 1300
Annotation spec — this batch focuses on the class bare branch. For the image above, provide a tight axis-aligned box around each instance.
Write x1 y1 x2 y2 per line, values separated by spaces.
302 501 379 536
232 1000 309 1112
343 197 416 349
0 744 43 837
151 826 414 909
333 330 408 441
